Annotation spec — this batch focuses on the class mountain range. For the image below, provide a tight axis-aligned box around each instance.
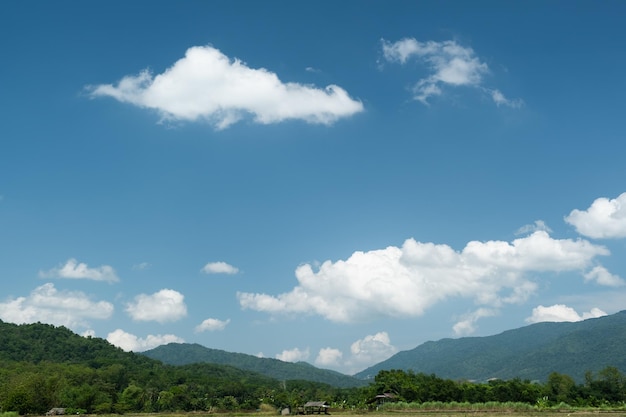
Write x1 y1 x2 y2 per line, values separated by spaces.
354 310 626 382
144 310 626 385
142 343 366 388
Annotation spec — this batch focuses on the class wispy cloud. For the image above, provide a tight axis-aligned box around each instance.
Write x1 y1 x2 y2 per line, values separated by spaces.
125 289 187 323
0 283 114 331
132 262 150 271
87 45 363 130
194 317 230 332
107 329 184 352
381 38 522 107
565 192 626 239
39 258 119 282
202 261 239 275
239 230 610 334
453 308 498 336
515 220 553 236
525 304 607 324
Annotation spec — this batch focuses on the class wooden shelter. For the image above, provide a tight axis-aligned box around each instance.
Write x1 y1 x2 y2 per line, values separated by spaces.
302 401 330 414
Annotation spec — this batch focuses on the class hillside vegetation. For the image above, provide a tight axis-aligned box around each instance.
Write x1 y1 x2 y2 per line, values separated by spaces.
1 313 626 415
142 343 366 388
355 310 626 382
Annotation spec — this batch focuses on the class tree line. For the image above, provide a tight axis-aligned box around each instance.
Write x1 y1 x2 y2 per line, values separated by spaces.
1 361 625 414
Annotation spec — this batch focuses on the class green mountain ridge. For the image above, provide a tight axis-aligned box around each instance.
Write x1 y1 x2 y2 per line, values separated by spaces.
354 310 626 382
142 342 366 388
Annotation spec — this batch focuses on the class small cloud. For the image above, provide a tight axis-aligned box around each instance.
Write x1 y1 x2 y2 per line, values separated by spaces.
202 261 239 275
453 308 498 336
39 258 119 282
315 347 343 367
381 38 521 107
487 88 524 108
525 304 607 324
565 192 626 239
82 329 96 338
132 262 150 271
348 332 397 368
515 220 553 236
276 347 310 363
194 317 230 332
125 289 187 323
0 283 114 331
87 45 363 130
107 329 184 352
584 266 625 287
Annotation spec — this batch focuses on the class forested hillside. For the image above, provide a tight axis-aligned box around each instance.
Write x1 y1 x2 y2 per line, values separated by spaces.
355 311 626 382
0 320 350 415
2 318 626 415
143 343 366 388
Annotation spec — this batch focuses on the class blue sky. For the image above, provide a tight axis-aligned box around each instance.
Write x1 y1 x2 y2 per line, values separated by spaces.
2 1 626 375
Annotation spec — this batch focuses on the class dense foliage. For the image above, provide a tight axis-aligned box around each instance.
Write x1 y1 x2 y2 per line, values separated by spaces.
1 320 625 415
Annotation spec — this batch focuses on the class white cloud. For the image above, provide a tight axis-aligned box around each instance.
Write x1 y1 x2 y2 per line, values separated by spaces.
346 332 397 370
107 329 184 352
453 308 498 336
202 261 239 275
525 304 607 324
516 220 552 236
238 231 608 327
488 88 524 108
125 289 187 323
276 347 310 363
381 38 521 107
39 258 119 282
88 45 363 130
194 317 230 332
315 347 343 367
0 283 114 331
565 192 626 239
584 266 625 287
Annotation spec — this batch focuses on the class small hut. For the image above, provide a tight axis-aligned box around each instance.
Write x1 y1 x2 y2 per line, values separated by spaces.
367 392 398 408
303 401 330 414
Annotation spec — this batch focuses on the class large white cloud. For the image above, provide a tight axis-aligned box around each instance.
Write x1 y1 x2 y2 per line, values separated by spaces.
39 258 119 282
107 329 184 352
0 283 114 330
565 192 626 239
88 45 363 129
125 289 187 323
525 304 607 324
238 231 609 326
381 38 522 107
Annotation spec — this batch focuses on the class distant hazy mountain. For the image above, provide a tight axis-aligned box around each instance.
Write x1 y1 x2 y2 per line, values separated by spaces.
354 310 626 382
142 343 367 388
